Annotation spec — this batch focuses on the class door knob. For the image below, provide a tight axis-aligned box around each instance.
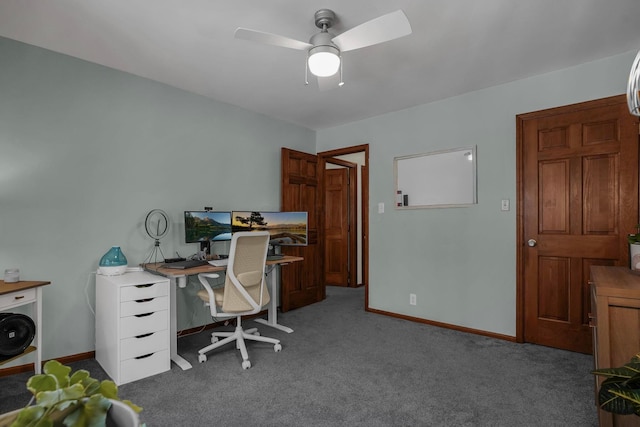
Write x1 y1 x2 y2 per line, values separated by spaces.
527 239 537 247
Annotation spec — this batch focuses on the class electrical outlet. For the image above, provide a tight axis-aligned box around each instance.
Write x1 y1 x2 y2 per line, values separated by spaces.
409 293 417 306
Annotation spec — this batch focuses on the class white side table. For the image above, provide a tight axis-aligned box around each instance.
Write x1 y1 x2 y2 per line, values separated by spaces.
0 280 50 374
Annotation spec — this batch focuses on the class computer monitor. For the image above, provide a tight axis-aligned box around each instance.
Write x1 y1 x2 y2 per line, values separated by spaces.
231 211 308 247
184 211 232 252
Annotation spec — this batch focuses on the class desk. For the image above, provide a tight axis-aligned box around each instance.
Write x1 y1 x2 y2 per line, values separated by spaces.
0 280 51 374
143 255 303 370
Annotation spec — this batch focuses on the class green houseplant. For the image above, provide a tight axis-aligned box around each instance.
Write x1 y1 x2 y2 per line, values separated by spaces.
628 224 640 245
592 352 640 417
0 360 143 427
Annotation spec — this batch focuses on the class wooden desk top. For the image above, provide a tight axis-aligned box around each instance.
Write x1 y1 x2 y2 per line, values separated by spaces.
0 280 51 296
142 255 304 278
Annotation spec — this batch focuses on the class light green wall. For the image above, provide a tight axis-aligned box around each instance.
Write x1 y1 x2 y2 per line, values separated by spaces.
316 50 637 337
2 33 636 366
0 37 315 365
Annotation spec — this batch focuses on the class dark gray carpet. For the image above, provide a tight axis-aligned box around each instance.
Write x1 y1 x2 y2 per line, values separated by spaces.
1 286 598 426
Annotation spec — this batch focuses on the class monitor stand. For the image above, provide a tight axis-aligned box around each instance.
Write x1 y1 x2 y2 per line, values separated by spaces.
199 241 211 258
267 243 284 260
267 243 278 257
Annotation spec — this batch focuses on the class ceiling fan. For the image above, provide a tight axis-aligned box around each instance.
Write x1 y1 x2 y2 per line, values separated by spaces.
234 9 412 90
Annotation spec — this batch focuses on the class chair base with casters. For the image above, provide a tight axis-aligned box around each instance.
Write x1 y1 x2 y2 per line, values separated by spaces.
197 316 282 369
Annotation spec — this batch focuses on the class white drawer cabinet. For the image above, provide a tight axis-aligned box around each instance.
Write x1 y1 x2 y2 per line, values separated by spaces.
96 271 170 385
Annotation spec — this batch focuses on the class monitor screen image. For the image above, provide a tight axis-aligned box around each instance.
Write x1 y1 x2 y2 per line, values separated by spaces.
184 211 232 243
231 211 308 246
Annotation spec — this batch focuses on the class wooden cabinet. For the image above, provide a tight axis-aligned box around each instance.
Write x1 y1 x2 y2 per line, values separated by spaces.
96 271 170 385
590 266 640 427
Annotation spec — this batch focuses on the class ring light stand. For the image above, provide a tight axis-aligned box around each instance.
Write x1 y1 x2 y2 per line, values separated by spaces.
143 209 170 265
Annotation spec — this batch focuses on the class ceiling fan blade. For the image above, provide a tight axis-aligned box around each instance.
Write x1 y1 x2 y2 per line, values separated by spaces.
316 73 342 91
331 10 412 53
235 28 312 51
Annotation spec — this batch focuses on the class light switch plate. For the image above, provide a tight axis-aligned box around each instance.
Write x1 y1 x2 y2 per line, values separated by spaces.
501 199 510 211
378 202 385 214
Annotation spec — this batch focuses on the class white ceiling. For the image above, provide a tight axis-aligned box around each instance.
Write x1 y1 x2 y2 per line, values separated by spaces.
1 0 639 130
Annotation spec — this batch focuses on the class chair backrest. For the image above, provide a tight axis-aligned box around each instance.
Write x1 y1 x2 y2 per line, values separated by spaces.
221 231 270 313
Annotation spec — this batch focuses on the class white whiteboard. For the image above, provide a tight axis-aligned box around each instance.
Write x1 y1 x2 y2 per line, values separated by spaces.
394 146 477 209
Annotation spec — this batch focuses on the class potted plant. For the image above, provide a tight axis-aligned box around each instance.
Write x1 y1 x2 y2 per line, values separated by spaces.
592 352 640 417
0 360 143 427
629 224 640 270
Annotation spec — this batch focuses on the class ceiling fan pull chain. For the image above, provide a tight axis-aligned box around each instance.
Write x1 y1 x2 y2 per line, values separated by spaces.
305 56 309 85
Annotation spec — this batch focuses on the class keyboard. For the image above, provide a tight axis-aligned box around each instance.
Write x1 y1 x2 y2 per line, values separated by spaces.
267 255 284 261
163 259 208 269
208 259 228 267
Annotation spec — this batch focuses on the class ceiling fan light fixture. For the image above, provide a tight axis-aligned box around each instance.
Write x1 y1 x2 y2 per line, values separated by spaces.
235 9 412 90
308 45 340 77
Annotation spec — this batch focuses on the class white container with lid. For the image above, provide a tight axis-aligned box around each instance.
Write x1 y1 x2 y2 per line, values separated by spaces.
4 268 20 283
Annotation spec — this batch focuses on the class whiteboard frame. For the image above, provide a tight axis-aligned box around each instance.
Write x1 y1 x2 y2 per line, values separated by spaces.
394 146 477 209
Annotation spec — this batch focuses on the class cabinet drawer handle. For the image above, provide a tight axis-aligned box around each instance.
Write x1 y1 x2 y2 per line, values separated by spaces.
135 284 154 288
135 353 154 360
135 332 154 339
14 295 25 300
135 298 154 303
134 312 153 318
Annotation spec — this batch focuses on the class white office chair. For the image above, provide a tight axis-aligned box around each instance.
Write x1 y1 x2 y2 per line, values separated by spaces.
196 231 281 369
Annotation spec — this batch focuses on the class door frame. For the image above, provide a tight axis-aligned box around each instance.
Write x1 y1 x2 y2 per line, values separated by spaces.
318 144 369 307
515 94 632 344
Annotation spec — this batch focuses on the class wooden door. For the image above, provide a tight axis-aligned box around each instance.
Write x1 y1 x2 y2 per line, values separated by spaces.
324 160 357 287
517 95 639 354
280 148 324 311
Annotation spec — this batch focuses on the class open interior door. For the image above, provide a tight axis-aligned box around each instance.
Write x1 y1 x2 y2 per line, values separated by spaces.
324 158 357 287
280 148 325 311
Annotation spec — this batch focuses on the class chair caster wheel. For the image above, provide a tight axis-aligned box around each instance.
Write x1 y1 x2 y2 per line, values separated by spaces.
198 354 207 363
211 336 218 344
254 331 261 336
274 343 282 352
242 360 251 370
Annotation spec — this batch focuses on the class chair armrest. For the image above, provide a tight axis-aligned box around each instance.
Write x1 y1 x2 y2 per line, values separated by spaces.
197 273 221 316
228 271 265 313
